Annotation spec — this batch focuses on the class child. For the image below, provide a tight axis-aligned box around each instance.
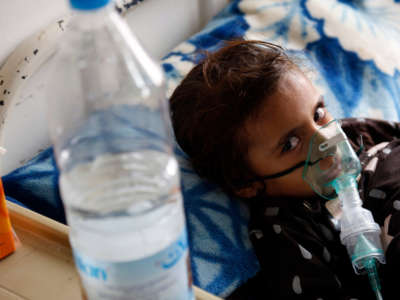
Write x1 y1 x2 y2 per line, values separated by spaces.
170 40 400 299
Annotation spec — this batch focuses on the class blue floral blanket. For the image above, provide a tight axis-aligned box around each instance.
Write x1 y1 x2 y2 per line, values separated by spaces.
4 0 400 298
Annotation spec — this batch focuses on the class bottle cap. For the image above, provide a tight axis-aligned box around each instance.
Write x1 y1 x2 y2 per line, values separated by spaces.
70 0 110 10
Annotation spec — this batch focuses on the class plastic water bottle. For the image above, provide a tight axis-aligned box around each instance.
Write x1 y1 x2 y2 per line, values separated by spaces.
46 1 193 299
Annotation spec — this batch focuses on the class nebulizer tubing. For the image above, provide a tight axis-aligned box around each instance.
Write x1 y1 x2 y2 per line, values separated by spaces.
302 119 385 300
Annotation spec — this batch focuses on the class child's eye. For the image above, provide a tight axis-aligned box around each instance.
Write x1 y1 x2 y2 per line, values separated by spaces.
314 106 326 123
282 136 300 153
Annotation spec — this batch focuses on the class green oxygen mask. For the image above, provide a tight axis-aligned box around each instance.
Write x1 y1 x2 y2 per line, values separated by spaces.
302 119 361 200
302 119 385 300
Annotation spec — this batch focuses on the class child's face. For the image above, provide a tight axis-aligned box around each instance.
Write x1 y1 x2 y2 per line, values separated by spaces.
241 69 333 198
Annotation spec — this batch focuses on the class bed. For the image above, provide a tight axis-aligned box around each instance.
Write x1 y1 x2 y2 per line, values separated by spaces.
1 0 400 298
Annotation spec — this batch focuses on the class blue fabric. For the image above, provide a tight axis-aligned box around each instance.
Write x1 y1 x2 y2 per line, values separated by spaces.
3 148 65 223
6 196 27 208
5 0 400 297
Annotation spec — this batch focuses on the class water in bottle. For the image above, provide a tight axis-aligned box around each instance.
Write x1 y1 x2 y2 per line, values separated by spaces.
46 1 193 299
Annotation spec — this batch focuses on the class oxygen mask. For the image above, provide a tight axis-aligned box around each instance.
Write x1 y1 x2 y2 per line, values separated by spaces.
302 119 385 300
302 119 361 200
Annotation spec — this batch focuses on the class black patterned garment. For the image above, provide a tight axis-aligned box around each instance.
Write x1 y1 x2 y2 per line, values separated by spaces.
227 118 400 300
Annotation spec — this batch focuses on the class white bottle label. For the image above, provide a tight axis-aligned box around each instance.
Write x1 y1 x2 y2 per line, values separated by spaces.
74 230 194 300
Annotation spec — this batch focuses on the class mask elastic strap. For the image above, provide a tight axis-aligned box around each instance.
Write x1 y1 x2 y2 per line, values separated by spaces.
239 160 306 188
258 160 306 180
238 135 363 188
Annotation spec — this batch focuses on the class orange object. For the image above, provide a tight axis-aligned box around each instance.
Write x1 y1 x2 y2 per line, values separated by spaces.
0 179 16 259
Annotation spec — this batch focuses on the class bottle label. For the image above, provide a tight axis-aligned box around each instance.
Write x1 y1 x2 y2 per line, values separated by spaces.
73 229 194 300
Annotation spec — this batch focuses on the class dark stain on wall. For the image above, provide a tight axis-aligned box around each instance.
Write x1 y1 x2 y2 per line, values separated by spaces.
58 20 65 31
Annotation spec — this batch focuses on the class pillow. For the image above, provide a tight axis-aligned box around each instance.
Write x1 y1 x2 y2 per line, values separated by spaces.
163 0 400 122
4 0 400 297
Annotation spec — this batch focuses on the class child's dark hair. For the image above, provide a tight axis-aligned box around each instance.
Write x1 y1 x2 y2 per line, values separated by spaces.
170 40 297 195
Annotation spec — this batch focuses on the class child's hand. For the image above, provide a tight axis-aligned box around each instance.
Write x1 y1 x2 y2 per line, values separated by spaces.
381 214 394 253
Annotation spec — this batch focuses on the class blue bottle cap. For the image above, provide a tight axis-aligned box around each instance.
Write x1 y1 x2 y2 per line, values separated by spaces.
70 0 110 10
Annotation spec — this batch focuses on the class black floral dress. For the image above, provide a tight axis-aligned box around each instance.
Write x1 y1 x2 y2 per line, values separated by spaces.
227 118 400 300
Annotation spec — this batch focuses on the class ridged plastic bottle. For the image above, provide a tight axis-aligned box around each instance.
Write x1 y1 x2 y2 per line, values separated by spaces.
46 1 193 299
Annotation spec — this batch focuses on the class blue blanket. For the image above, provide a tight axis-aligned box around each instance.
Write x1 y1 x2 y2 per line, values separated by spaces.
4 0 400 297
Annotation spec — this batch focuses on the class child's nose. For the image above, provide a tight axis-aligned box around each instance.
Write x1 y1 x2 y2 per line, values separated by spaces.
304 122 322 146
302 121 333 157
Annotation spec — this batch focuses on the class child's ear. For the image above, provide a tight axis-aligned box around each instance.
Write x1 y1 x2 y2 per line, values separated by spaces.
234 181 265 198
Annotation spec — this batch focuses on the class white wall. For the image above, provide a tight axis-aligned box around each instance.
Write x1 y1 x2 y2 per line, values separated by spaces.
125 0 229 59
0 0 69 67
0 0 229 64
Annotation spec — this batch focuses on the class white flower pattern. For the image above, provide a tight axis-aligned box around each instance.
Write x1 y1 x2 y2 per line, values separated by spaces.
241 0 320 49
306 0 400 75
